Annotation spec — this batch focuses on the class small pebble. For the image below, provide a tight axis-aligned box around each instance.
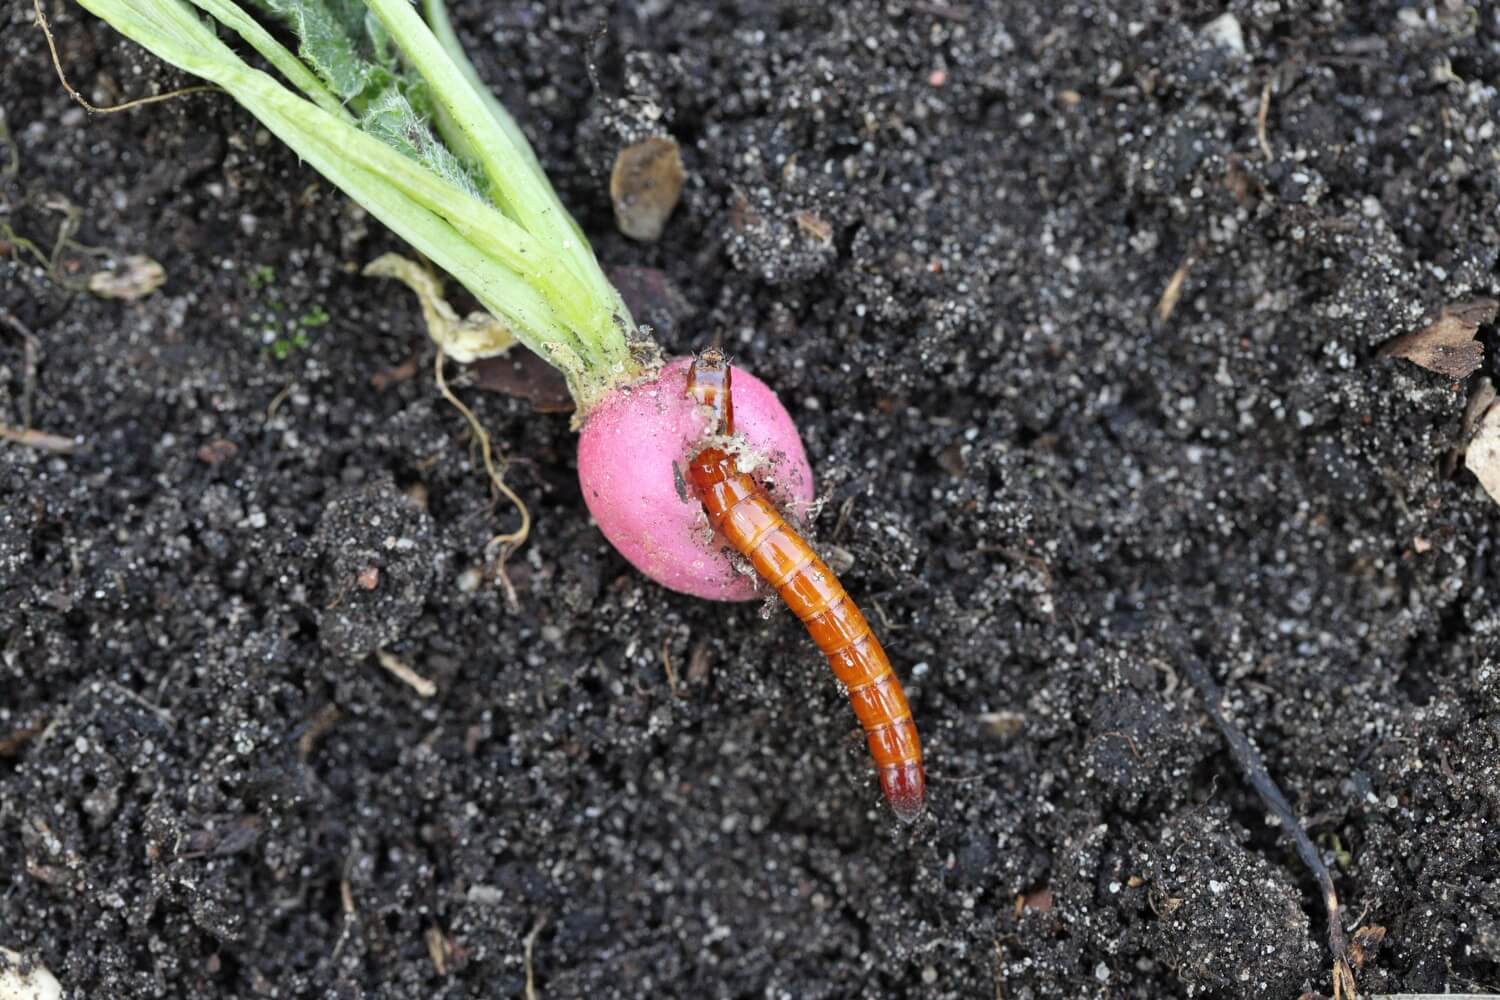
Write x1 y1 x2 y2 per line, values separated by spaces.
0 949 62 1000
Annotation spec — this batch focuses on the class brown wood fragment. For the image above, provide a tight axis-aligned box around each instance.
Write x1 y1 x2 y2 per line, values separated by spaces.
0 721 46 757
1155 255 1193 323
0 425 80 452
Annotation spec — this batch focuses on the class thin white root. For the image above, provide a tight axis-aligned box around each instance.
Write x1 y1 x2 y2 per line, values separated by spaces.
374 649 436 698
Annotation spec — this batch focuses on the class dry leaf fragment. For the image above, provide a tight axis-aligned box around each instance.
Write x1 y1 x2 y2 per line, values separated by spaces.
87 254 165 301
1379 298 1496 379
1155 255 1193 323
610 136 685 242
1464 396 1500 505
794 211 833 245
472 349 574 413
1443 377 1496 477
1461 378 1497 447
1347 925 1386 970
363 253 516 364
0 425 80 453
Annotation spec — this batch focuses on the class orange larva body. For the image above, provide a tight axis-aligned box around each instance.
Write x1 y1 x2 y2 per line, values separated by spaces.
685 428 925 820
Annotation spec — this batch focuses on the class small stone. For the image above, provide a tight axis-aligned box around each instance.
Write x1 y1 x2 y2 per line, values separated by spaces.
1201 13 1245 56
610 136 685 242
0 949 62 1000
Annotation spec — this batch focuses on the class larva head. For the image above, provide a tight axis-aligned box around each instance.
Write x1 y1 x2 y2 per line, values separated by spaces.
576 357 813 601
686 349 734 435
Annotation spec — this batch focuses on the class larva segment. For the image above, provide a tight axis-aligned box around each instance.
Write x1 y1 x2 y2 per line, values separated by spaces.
685 352 925 821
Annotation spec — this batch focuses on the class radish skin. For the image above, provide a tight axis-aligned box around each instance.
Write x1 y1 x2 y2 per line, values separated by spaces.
578 358 814 600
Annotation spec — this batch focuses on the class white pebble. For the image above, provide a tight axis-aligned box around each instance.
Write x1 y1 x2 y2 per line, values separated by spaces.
0 950 62 1000
1201 13 1245 56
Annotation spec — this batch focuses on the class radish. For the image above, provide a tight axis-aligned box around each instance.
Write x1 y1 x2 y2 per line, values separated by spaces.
72 0 926 820
71 0 815 598
579 357 814 601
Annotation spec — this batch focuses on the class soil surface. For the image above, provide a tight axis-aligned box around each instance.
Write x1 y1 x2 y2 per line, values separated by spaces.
3 2 1500 998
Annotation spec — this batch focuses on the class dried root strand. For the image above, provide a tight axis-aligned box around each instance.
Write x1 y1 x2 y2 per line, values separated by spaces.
1178 651 1352 997
433 347 530 609
34 0 219 113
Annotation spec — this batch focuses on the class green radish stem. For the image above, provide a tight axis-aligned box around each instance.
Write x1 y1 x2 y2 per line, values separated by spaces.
71 0 645 413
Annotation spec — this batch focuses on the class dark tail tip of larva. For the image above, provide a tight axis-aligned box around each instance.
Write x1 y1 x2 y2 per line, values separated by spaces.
880 762 926 823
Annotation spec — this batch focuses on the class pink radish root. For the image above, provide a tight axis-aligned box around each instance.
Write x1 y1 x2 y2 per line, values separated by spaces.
577 357 814 600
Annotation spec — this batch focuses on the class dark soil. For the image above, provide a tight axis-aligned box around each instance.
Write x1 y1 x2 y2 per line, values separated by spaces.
3 2 1499 997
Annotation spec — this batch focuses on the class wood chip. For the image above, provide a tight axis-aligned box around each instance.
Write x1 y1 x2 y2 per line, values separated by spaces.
610 136 685 242
87 254 166 301
196 438 238 465
425 926 449 975
1464 395 1500 505
1155 255 1193 323
0 425 80 453
1379 298 1496 379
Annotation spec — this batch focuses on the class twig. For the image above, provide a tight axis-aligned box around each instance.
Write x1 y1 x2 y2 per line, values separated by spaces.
660 637 682 698
265 383 294 422
331 873 356 960
374 649 437 698
523 916 547 1000
1257 81 1274 160
34 0 220 114
425 926 449 975
0 424 80 452
297 703 341 757
1155 253 1194 323
0 108 18 179
1179 652 1353 999
1093 730 1142 760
